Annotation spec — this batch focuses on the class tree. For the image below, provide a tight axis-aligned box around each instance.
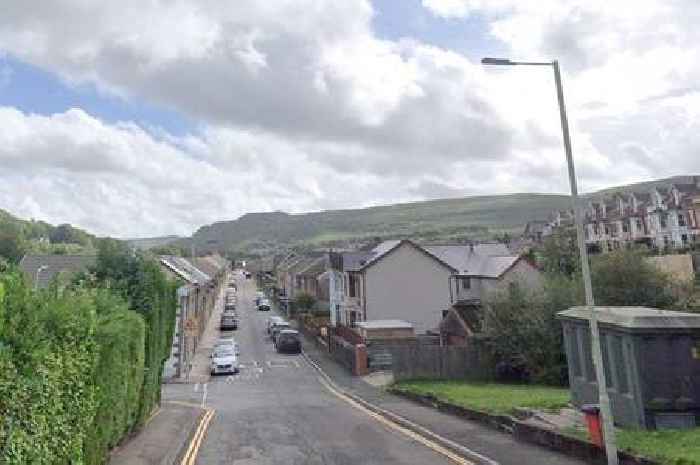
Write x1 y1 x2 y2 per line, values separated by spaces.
482 277 582 385
591 249 674 308
540 228 579 276
294 292 316 313
0 222 25 264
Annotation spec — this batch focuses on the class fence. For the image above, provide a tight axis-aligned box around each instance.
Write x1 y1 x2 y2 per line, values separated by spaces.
391 343 493 381
329 335 356 372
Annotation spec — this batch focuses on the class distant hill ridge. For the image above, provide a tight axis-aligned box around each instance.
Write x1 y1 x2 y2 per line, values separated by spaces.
187 175 699 255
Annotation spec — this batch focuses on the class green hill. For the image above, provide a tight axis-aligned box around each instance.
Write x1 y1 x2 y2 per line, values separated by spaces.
0 209 103 263
188 174 700 256
188 193 572 256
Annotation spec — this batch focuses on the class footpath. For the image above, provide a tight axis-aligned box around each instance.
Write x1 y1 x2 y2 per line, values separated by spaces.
299 331 587 465
108 402 205 465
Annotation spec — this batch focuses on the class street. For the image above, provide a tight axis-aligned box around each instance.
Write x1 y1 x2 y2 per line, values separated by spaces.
164 274 461 465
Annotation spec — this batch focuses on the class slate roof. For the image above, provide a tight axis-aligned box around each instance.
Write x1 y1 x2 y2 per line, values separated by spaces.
341 251 374 272
424 243 519 278
297 256 327 276
160 255 211 284
19 254 97 289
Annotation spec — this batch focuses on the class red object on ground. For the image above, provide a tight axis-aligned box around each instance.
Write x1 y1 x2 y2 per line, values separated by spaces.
581 404 603 447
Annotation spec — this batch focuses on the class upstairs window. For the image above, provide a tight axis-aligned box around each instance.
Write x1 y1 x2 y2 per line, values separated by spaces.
460 277 471 290
660 214 668 228
678 214 686 227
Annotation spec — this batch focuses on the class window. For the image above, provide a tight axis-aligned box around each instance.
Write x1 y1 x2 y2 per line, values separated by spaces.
682 234 688 245
335 304 341 325
460 277 471 290
663 236 671 247
678 214 686 227
593 223 599 235
567 328 581 377
636 218 643 231
604 225 610 235
442 309 449 318
622 221 629 233
660 213 668 228
348 274 357 298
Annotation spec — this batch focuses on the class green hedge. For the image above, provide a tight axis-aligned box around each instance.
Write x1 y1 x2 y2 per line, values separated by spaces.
84 291 145 465
0 241 178 465
0 272 99 464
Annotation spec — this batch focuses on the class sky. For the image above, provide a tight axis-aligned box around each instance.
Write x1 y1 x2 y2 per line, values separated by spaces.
1 0 699 238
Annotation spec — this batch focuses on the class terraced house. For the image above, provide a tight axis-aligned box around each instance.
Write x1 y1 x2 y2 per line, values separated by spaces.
543 178 700 252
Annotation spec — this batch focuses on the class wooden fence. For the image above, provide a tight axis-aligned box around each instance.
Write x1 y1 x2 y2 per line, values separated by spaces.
391 344 493 381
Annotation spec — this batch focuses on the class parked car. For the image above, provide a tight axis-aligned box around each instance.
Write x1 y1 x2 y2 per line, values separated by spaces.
215 336 240 356
257 299 271 311
225 302 236 312
220 313 238 330
254 291 264 306
210 347 239 375
271 321 291 343
275 329 301 353
266 316 285 334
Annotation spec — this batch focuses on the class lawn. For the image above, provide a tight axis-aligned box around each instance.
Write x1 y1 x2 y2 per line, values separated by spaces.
393 380 570 415
618 428 700 465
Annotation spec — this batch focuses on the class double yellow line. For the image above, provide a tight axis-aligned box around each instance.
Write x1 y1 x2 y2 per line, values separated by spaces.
180 408 215 465
316 376 475 465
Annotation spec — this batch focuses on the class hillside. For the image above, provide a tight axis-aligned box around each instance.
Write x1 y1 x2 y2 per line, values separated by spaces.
0 209 103 263
188 193 572 256
126 235 182 250
188 174 700 256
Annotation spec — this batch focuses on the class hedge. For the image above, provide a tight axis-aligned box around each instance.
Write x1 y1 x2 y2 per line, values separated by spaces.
0 242 178 465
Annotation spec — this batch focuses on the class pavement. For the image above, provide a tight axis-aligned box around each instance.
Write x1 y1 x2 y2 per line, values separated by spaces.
187 284 227 384
108 401 205 465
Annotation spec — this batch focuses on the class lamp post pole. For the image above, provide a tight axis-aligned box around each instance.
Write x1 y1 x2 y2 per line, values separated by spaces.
482 57 618 465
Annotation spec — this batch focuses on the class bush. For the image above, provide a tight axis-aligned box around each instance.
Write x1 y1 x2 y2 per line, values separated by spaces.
84 291 145 465
0 272 99 464
0 238 178 465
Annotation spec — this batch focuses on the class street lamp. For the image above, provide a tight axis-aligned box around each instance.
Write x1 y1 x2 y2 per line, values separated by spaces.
482 57 618 465
35 265 49 289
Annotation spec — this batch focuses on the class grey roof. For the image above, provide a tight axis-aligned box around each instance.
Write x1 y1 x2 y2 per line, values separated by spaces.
359 240 401 268
19 254 97 288
558 306 700 329
356 319 413 329
341 251 374 271
424 244 518 278
159 255 211 284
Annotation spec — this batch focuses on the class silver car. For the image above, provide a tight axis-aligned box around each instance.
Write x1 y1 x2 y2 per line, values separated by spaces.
215 336 240 356
210 347 239 375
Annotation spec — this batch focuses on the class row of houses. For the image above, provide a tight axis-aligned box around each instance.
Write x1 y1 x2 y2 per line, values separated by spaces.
528 179 700 252
270 239 543 339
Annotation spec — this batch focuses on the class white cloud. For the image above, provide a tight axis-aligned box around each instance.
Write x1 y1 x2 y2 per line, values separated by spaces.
0 0 699 236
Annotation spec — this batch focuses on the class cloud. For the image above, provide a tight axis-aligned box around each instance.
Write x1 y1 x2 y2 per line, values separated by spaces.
0 1 699 237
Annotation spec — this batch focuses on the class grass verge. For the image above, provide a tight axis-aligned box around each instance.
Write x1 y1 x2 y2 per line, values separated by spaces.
393 379 570 415
618 428 700 465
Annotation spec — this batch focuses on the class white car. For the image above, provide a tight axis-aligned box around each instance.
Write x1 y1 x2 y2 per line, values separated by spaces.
266 316 285 334
215 336 240 355
210 347 239 375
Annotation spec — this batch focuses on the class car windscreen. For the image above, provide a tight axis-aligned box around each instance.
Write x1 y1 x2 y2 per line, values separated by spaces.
213 349 235 358
278 334 299 343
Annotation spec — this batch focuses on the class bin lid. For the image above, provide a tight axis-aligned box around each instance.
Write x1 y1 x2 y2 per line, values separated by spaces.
558 306 700 329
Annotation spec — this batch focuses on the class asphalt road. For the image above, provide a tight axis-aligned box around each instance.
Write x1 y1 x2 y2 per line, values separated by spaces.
164 274 463 465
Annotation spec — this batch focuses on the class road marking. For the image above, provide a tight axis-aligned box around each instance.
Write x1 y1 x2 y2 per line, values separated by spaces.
164 400 203 409
194 382 200 393
304 353 498 465
180 408 215 465
317 376 475 465
144 407 161 426
201 382 208 408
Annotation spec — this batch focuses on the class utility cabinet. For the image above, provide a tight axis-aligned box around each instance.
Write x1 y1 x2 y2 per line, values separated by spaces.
558 306 700 429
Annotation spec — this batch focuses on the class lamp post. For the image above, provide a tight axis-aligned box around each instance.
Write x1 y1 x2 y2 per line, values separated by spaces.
34 265 49 290
482 57 618 465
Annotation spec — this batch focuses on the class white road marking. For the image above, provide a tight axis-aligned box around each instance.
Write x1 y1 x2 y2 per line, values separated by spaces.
194 382 200 393
201 382 208 407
